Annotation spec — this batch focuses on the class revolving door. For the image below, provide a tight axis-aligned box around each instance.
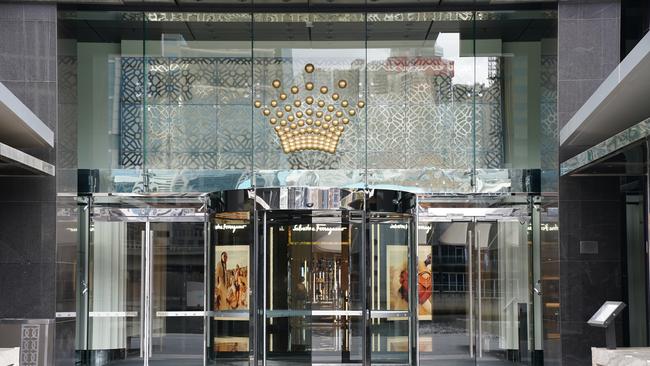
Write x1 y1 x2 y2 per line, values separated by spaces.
206 188 418 365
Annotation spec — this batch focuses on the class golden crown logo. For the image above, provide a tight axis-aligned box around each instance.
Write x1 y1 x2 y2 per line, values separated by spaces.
254 63 365 154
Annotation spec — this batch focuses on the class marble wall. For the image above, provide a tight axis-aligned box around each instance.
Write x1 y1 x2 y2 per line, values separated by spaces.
558 0 621 161
0 2 67 365
559 175 626 365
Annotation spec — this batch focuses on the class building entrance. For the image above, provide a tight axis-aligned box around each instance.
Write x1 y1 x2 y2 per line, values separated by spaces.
76 199 206 366
75 189 540 366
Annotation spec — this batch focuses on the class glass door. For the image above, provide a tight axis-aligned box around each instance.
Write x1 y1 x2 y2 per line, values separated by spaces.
474 218 532 365
149 221 206 365
85 219 145 365
418 216 534 366
261 210 365 365
83 210 205 366
368 213 416 365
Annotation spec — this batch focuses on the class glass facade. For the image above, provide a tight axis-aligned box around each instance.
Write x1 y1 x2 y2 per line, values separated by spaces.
58 9 557 195
57 7 559 366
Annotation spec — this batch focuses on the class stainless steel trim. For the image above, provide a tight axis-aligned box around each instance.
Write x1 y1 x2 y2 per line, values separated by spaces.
369 310 409 318
145 229 153 360
155 311 205 317
203 213 209 366
262 210 267 366
476 225 483 358
55 312 76 318
89 311 138 317
468 228 474 359
265 310 364 317
207 310 250 318
140 230 146 359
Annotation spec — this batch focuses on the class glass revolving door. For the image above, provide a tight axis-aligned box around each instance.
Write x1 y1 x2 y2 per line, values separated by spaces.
206 188 417 366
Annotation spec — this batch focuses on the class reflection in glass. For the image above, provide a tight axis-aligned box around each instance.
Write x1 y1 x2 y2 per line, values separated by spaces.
264 212 363 364
150 222 205 365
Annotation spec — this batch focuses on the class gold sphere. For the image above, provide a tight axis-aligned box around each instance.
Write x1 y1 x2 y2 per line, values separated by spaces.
357 101 365 108
315 120 322 127
291 86 299 94
336 111 343 117
305 63 315 73
274 125 281 131
317 100 325 107
290 123 297 129
276 111 284 118
306 82 314 91
323 123 330 129
341 100 349 108
296 111 303 118
306 127 313 133
263 109 271 116
306 118 313 125
280 120 287 126
280 93 288 100
254 100 262 108
324 115 332 122
272 80 281 88
271 100 278 107
288 115 295 122
320 86 328 94
316 111 323 118
338 125 345 131
327 105 335 112
332 120 339 126
294 100 302 107
270 117 277 124
306 96 314 104
284 105 292 112
306 109 313 116
349 109 356 116
342 117 350 124
298 120 305 127
332 93 340 101
338 80 347 88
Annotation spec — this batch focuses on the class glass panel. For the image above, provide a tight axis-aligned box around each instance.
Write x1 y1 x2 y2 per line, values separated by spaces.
476 219 532 365
369 215 413 365
208 211 253 365
142 12 254 193
418 221 473 365
150 222 205 365
252 13 367 188
86 220 144 365
57 11 146 193
264 211 364 364
473 11 558 194
365 12 476 193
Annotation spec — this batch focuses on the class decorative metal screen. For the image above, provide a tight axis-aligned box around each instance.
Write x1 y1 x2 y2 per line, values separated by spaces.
118 56 505 172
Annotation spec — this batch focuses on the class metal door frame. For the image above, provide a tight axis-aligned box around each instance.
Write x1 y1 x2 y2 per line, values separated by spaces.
418 206 536 365
79 198 206 366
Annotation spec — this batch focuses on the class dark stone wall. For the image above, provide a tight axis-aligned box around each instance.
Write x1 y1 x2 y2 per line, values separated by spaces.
559 175 626 365
0 2 57 318
0 2 70 365
558 0 621 161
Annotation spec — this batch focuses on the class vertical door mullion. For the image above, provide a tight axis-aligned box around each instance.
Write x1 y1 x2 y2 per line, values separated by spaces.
262 210 267 366
144 220 152 366
476 218 483 361
140 229 146 360
409 214 419 366
362 210 370 366
468 220 475 361
203 212 209 366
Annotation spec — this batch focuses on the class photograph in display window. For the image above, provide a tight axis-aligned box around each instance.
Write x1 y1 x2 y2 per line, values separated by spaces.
386 245 433 317
214 245 249 311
